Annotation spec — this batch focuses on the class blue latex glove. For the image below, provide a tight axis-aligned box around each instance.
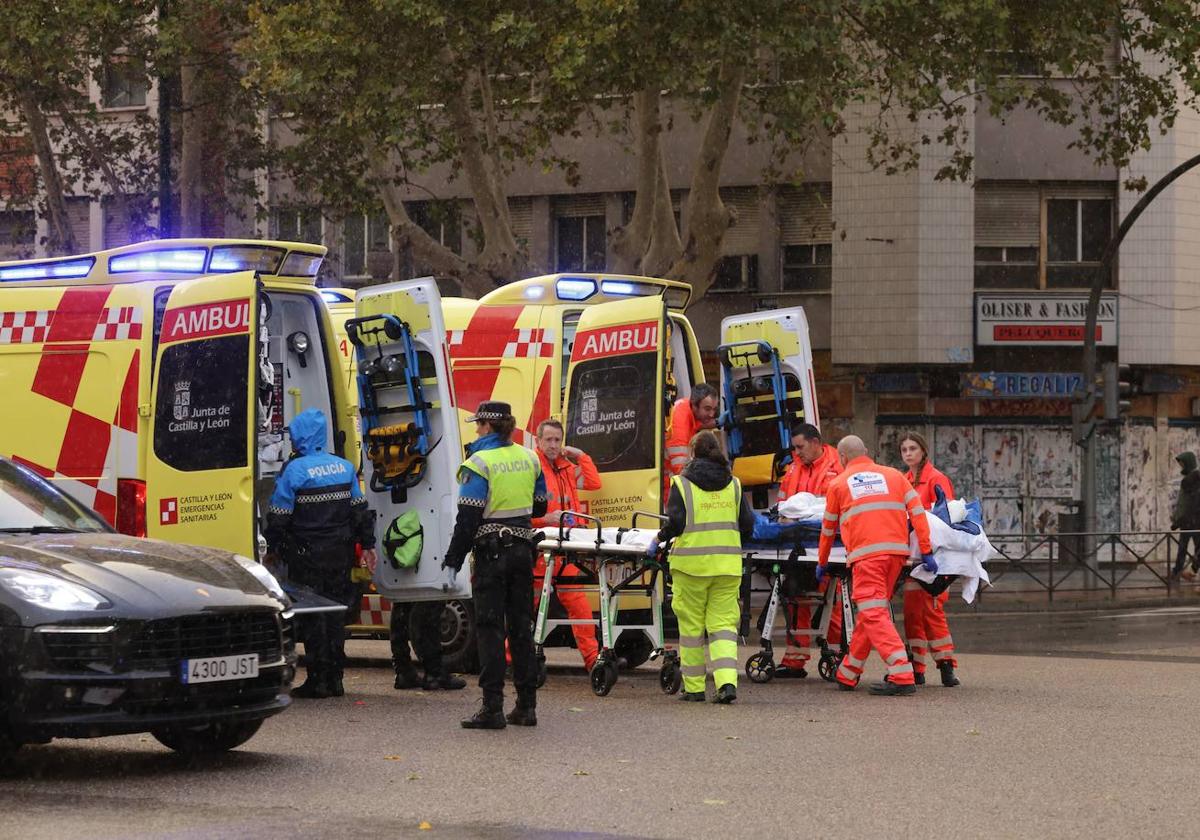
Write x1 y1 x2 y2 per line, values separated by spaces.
441 564 458 591
814 562 826 585
921 553 938 574
645 537 660 558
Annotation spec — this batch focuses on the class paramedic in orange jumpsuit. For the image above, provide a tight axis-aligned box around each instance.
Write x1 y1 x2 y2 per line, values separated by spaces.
776 422 843 677
532 419 602 670
665 383 720 478
899 431 960 687
817 435 934 696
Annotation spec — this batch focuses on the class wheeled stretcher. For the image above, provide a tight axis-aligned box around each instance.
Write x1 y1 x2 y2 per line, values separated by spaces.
740 522 853 683
535 512 678 697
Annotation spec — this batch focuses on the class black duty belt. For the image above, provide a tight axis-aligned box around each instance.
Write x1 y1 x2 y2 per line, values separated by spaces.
475 523 540 543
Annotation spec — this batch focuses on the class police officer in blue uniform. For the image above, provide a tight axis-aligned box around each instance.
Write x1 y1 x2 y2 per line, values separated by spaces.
266 408 376 699
443 401 547 730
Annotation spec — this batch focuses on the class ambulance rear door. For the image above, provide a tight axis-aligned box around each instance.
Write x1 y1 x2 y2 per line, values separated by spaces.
720 307 818 487
354 279 465 602
563 296 666 527
146 271 260 557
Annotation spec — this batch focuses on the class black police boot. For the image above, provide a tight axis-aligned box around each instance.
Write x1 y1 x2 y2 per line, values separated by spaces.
461 702 506 730
938 661 961 687
293 670 332 699
714 684 737 705
506 705 538 727
679 691 707 702
422 671 467 691
329 672 345 697
868 678 916 696
394 668 421 690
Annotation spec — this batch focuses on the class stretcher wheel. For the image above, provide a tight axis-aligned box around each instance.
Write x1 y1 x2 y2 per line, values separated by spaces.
745 652 775 684
659 661 681 695
817 653 840 683
536 656 548 688
591 660 618 697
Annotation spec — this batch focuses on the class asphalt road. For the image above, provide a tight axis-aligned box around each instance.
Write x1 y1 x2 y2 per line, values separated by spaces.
2 605 1198 840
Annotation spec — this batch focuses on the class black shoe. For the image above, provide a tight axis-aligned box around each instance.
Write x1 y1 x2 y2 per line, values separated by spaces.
938 661 961 687
836 679 857 692
506 706 538 726
714 684 737 704
329 675 345 697
394 669 421 690
679 691 707 702
775 665 808 679
914 671 926 686
869 679 916 696
292 674 332 699
422 672 467 691
461 706 506 730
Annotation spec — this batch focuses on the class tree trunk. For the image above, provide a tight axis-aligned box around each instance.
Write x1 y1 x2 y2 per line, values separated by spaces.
643 145 683 276
441 61 526 284
19 94 77 255
609 87 663 274
365 147 495 298
667 60 745 296
54 107 132 241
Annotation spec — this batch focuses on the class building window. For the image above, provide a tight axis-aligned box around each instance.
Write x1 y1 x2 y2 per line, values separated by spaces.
101 57 147 109
711 254 759 293
0 210 35 258
409 201 462 254
1046 198 1113 288
343 211 390 279
556 215 605 272
782 243 831 291
271 208 322 244
973 246 1039 289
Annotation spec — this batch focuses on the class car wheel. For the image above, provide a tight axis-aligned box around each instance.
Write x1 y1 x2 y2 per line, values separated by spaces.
152 719 264 755
438 599 479 674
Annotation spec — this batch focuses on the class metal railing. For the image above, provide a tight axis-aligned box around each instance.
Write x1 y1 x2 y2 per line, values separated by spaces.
981 531 1184 602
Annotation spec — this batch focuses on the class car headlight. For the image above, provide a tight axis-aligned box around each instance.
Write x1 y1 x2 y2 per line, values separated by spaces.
233 555 287 600
0 568 109 611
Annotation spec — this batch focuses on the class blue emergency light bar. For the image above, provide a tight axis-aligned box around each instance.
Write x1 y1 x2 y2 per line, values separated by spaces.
320 290 353 304
0 257 95 282
109 248 207 274
209 245 285 274
281 252 323 278
601 280 638 296
555 278 597 301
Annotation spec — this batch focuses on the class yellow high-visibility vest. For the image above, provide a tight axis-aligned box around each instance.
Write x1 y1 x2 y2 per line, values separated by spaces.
669 474 742 576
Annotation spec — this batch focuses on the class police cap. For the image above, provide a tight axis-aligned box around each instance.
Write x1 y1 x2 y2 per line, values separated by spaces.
466 400 513 423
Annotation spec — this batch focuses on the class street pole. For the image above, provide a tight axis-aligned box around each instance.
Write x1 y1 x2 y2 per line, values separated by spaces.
157 0 173 239
1077 153 1200 558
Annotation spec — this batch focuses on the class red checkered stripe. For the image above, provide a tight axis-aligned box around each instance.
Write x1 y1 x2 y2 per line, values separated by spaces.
0 306 143 345
503 327 555 359
357 594 392 627
0 310 52 344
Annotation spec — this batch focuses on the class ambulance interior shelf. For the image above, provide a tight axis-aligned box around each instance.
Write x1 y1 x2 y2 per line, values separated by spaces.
345 313 439 498
718 339 799 487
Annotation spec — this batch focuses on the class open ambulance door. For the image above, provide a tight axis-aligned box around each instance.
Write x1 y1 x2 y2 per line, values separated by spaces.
564 296 667 528
351 279 465 602
146 271 260 557
720 307 818 488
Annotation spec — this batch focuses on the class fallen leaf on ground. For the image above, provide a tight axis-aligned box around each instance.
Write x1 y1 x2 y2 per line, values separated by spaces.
573 770 590 776
703 799 728 806
407 772 421 781
384 755 403 761
724 735 740 741
567 707 584 713
418 821 432 830
967 728 981 736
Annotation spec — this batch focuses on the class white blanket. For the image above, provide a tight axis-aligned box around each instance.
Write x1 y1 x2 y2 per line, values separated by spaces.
545 526 657 550
777 492 827 522
908 515 993 603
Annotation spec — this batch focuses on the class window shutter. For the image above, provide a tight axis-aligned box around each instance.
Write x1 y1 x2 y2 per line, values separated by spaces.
553 193 605 218
508 196 532 241
719 187 760 255
68 198 91 251
779 183 833 245
103 196 132 248
975 182 1040 247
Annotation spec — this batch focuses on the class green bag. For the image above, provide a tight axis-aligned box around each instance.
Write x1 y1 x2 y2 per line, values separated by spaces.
383 511 424 571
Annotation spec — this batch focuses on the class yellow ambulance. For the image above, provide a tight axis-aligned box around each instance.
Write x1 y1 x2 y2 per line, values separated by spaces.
0 239 357 560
